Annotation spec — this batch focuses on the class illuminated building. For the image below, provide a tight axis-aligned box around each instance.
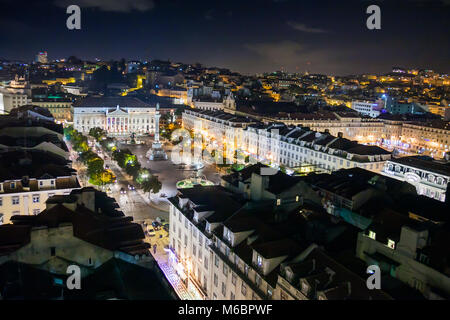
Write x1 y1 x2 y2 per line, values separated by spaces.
0 150 80 224
35 51 48 64
351 100 383 118
382 156 450 202
0 90 30 113
400 121 450 158
42 77 76 86
73 96 158 136
192 97 225 111
182 110 392 173
244 123 391 173
168 165 395 300
32 97 73 123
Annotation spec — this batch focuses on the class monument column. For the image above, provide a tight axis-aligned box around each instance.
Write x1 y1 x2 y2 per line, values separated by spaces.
154 112 160 142
147 102 167 160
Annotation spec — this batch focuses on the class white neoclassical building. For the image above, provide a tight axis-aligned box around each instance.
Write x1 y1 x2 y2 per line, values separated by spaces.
73 96 158 136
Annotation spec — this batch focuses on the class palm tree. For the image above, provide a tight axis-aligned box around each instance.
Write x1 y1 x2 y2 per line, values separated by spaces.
142 175 162 202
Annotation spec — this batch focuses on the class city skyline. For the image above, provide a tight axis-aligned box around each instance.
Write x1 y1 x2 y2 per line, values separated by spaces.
1 0 449 75
0 0 449 303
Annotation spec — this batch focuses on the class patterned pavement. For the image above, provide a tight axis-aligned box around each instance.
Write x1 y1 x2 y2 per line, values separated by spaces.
158 262 194 300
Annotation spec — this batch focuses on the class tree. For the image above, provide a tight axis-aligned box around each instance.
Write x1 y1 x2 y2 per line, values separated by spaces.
89 169 115 186
135 168 151 185
141 175 162 201
89 127 107 141
87 157 104 176
112 150 126 168
125 160 141 179
79 150 97 164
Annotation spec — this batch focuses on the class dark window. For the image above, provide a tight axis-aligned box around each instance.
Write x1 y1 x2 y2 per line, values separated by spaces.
51 247 56 256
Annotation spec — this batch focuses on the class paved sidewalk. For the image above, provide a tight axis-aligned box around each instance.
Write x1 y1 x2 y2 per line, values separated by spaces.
159 263 194 300
136 188 170 212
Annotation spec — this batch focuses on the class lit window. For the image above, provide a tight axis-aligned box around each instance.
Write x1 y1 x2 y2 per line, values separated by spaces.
368 230 376 240
295 195 299 202
257 255 263 268
276 199 281 206
225 228 232 243
387 239 396 249
267 287 273 298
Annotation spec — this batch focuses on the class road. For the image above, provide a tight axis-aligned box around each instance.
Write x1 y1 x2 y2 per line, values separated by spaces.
73 136 221 300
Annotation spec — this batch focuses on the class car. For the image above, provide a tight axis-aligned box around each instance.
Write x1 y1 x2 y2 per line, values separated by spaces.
105 165 109 169
128 184 135 191
160 193 167 198
152 221 160 229
156 217 166 224
146 226 156 237
120 187 126 194
163 223 169 232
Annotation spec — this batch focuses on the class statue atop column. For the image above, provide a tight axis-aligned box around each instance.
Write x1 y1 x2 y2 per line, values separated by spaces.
146 102 167 160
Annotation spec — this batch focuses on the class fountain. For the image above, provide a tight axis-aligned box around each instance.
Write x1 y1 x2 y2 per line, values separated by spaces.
176 173 214 189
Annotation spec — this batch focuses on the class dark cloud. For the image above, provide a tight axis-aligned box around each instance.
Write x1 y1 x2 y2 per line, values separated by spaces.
286 21 328 33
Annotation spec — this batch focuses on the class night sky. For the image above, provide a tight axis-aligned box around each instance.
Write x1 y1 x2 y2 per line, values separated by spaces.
0 0 449 75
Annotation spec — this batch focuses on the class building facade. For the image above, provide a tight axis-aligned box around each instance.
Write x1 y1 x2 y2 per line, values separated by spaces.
32 99 73 123
73 97 158 136
382 156 450 202
351 100 381 118
182 109 392 174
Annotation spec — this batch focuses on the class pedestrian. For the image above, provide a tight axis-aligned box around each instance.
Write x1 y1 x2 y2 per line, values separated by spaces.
153 243 157 254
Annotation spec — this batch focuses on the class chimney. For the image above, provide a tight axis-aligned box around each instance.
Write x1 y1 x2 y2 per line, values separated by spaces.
78 188 96 213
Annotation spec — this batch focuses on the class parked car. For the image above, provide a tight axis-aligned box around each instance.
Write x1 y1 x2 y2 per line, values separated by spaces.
120 187 126 194
152 221 160 229
163 223 169 232
146 226 156 237
128 184 135 191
